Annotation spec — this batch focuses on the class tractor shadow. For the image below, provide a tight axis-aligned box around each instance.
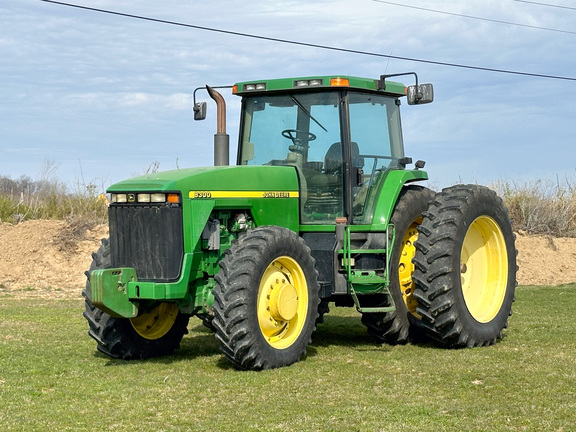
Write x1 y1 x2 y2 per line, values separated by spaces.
306 313 441 358
312 314 376 349
94 320 221 366
94 315 435 368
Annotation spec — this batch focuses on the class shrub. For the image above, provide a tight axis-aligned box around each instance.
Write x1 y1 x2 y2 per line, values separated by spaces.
0 175 107 227
493 177 576 237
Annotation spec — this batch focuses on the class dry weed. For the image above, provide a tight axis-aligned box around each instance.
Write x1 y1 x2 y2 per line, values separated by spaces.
493 177 576 237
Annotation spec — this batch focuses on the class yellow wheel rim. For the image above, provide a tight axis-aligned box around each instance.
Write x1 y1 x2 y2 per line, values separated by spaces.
398 218 422 316
130 302 179 340
257 256 308 349
460 216 508 323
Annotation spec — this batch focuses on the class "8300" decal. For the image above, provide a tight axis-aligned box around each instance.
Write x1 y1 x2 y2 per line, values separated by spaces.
192 191 212 198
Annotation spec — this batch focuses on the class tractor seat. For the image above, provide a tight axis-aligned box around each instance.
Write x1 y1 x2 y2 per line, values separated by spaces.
324 142 364 174
306 142 363 188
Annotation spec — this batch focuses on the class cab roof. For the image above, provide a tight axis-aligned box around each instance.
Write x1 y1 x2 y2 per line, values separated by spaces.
233 75 406 97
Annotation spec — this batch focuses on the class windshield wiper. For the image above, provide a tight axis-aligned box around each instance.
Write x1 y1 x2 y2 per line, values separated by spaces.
290 96 328 132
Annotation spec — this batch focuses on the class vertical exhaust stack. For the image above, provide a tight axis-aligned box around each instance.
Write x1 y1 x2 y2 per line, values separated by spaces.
206 86 229 166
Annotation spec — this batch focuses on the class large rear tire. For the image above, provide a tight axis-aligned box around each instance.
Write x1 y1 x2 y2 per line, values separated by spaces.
412 185 517 347
83 239 190 359
361 186 435 344
212 226 320 370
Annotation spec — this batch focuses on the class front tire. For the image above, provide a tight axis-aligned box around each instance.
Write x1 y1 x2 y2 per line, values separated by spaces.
412 185 517 347
83 239 190 359
212 226 320 370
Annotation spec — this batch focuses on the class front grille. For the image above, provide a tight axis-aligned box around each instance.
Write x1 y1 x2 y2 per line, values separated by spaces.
108 204 184 282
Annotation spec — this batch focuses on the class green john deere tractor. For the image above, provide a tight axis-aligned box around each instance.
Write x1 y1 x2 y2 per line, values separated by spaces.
84 72 517 370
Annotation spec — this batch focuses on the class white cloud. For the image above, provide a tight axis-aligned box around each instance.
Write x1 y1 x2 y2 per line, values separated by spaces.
1 0 575 188
63 92 191 112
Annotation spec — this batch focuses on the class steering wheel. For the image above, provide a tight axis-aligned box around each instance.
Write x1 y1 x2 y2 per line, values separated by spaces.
281 129 316 154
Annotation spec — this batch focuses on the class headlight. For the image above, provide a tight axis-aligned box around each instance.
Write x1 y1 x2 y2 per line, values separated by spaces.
114 193 127 203
151 193 166 203
294 79 324 88
109 192 180 205
244 83 266 91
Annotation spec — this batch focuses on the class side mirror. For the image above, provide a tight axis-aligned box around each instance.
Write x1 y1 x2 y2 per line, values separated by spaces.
193 102 207 120
407 83 434 105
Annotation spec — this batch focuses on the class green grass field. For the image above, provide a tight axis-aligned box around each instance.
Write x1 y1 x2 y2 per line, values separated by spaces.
1 284 575 432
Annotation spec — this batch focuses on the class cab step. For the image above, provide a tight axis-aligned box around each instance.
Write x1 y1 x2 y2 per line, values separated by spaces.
336 222 397 313
348 271 396 313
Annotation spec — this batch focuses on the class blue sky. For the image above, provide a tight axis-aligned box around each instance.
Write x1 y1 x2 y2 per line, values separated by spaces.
2 0 575 191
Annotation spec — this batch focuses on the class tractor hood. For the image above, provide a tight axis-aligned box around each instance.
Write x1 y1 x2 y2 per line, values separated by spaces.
107 165 301 232
107 165 300 194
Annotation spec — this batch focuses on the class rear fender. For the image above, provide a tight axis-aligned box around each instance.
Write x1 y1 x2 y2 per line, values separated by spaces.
370 170 428 230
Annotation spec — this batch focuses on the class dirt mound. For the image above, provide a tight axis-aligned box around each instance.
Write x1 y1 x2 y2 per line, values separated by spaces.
0 220 574 299
0 220 108 298
515 231 576 286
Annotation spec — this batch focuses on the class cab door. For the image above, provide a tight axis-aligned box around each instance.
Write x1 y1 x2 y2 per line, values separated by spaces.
345 92 406 225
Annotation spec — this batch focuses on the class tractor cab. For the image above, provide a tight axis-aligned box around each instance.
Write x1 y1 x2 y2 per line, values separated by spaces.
232 75 431 225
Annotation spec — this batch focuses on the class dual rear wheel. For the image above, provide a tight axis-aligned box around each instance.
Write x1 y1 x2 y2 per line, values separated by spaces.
363 184 516 347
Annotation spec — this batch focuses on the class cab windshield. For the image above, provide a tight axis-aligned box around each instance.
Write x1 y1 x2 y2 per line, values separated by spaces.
239 91 404 224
